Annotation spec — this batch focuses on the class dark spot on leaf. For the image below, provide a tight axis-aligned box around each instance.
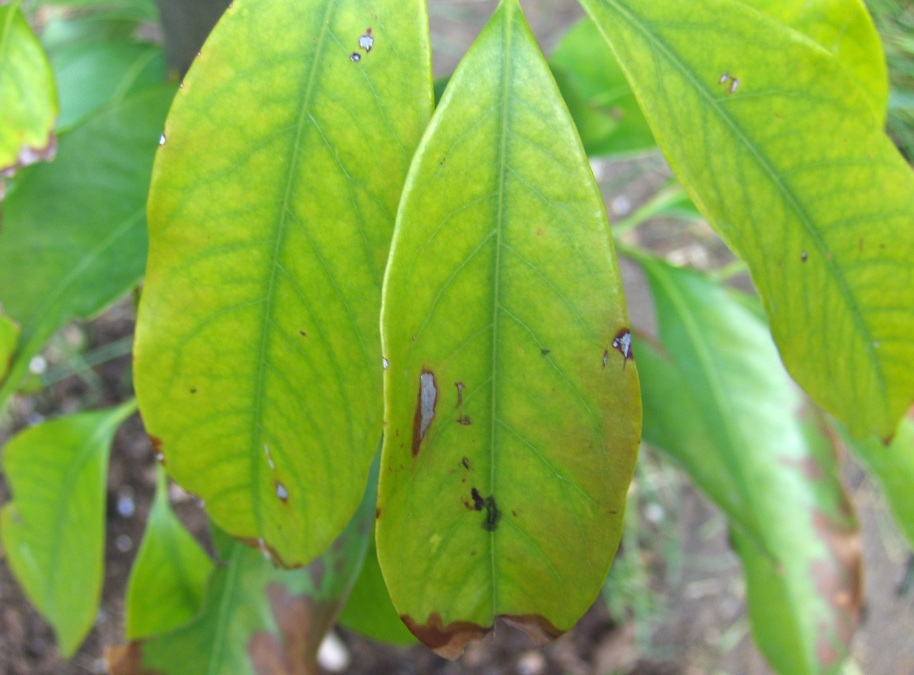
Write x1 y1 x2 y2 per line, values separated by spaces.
540 348 550 356
299 330 307 337
461 456 471 470
471 488 484 511
401 613 492 660
483 496 500 531
190 387 197 394
375 507 381 519
457 415 472 426
412 370 437 456
350 52 361 62
801 251 809 263
511 510 518 517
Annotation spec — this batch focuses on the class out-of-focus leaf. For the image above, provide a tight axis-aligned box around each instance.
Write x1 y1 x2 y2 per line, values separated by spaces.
637 259 860 674
50 39 166 129
338 538 417 645
0 85 175 409
107 458 377 675
579 0 914 439
742 0 888 121
550 17 655 157
39 0 158 23
844 411 914 551
125 467 214 640
0 313 18 382
0 1 58 173
134 0 432 568
378 0 640 658
0 402 137 657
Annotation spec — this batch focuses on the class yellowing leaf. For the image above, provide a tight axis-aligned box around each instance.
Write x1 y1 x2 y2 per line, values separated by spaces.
134 0 432 567
377 0 640 658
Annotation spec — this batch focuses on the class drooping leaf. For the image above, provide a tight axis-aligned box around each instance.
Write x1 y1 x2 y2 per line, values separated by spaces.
0 312 18 382
0 402 137 657
741 0 888 121
337 538 417 645
0 1 58 174
549 18 655 157
133 0 432 568
49 38 166 129
579 0 914 438
844 410 914 551
377 0 640 658
107 459 377 675
125 467 214 640
636 259 860 674
0 85 175 409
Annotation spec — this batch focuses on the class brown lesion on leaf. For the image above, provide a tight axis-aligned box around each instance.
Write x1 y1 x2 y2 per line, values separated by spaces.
401 613 492 660
402 612 565 660
470 487 484 511
411 369 437 456
247 583 336 675
483 495 500 531
457 415 472 426
148 435 166 465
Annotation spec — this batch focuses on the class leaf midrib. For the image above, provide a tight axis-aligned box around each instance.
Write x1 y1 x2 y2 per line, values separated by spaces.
601 0 885 402
249 1 336 541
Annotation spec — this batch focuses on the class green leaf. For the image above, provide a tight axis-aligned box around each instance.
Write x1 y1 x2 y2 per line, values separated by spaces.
337 537 417 645
0 85 175 408
377 0 640 658
0 402 137 657
549 18 655 157
125 467 214 640
108 460 377 675
741 0 889 121
636 259 860 675
50 39 166 129
134 0 431 568
0 312 18 382
844 412 914 551
0 1 58 173
578 0 914 438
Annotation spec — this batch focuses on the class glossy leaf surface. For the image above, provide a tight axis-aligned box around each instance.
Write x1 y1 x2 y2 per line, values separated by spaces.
579 0 914 438
377 0 640 658
637 259 860 674
0 1 57 173
0 403 136 657
742 0 888 121
125 468 214 640
845 411 914 550
134 0 432 567
108 467 376 675
550 18 654 157
0 86 175 409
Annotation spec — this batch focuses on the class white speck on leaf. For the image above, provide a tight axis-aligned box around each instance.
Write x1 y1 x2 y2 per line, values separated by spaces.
418 371 437 441
359 33 373 52
729 78 740 94
263 443 275 470
276 482 288 501
350 52 361 62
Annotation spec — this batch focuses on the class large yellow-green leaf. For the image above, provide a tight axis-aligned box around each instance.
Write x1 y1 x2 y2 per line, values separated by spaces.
125 467 214 640
742 0 888 121
0 0 57 175
134 0 432 567
579 0 914 438
377 0 640 658
108 461 377 675
0 402 137 657
637 259 860 674
0 85 175 409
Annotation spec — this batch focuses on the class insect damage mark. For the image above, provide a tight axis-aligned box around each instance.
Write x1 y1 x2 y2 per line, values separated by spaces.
411 370 437 456
359 27 373 52
455 382 464 407
457 415 472 426
719 72 739 93
611 328 633 369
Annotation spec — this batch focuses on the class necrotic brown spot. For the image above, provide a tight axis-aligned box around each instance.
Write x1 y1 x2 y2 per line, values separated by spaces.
471 487 484 511
401 613 491 661
411 370 437 456
483 496 501 531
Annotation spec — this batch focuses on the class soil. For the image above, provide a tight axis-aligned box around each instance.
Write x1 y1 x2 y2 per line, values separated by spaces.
2 1 914 673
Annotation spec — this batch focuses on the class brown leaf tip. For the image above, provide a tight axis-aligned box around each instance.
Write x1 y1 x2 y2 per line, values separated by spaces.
401 613 492 660
148 435 166 465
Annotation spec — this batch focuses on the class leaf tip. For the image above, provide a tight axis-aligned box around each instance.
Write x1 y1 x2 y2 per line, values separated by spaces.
400 613 491 660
